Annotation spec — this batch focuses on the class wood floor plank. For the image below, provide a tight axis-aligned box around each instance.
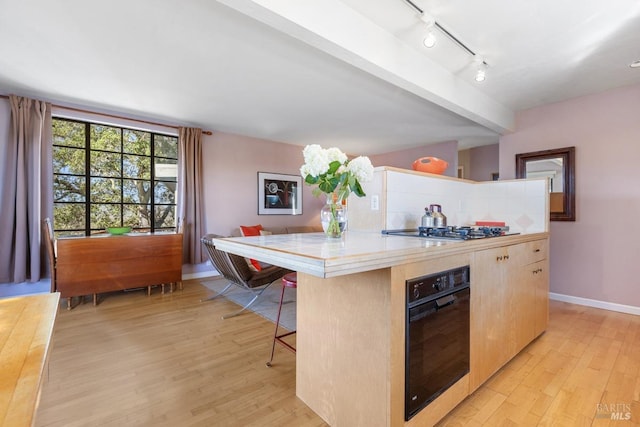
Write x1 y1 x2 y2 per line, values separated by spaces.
439 301 640 426
34 284 640 426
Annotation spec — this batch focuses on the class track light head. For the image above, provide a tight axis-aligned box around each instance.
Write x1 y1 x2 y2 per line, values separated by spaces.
423 30 436 48
420 12 436 48
474 55 487 82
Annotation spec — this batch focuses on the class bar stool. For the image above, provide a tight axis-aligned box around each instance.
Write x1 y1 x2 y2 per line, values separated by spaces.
266 272 297 367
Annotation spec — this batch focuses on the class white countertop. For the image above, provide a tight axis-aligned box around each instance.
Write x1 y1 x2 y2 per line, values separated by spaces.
212 231 548 278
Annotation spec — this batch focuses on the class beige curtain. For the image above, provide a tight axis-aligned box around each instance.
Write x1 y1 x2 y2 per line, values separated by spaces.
177 127 206 264
0 95 53 283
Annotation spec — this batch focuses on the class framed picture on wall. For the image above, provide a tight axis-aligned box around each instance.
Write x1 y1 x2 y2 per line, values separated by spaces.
258 172 303 215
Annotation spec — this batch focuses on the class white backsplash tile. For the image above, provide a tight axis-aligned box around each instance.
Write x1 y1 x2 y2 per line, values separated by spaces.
348 168 548 234
382 170 548 234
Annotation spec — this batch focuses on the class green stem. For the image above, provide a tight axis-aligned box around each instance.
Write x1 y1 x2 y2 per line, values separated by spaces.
327 203 340 237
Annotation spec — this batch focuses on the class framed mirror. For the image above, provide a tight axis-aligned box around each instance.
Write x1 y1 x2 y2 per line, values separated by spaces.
516 146 575 221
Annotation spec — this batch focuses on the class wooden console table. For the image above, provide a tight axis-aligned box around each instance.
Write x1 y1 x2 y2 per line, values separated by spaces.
55 233 182 309
0 292 60 426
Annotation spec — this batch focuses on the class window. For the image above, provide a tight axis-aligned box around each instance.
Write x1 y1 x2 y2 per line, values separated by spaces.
52 118 179 235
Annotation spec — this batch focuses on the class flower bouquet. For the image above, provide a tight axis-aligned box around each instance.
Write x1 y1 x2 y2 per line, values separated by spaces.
300 145 374 237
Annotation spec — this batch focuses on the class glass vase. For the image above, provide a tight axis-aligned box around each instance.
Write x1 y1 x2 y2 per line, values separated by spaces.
320 193 347 238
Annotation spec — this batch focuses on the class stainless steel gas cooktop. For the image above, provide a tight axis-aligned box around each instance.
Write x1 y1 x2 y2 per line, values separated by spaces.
382 226 518 240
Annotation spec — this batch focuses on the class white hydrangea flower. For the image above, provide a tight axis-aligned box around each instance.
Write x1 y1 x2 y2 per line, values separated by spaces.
301 144 330 177
302 144 323 162
299 164 312 178
325 147 348 165
347 156 374 182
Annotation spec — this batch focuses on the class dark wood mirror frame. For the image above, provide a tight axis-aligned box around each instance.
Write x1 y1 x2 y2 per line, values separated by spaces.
516 146 575 221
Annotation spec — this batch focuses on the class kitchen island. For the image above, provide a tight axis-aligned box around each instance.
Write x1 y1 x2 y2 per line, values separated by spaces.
213 230 549 426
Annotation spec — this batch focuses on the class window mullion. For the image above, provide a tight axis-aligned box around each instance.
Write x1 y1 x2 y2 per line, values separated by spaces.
120 128 124 228
84 122 91 236
150 133 155 232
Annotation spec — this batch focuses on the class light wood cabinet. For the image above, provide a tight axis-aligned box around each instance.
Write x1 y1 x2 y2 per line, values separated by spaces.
470 238 549 391
533 259 549 336
512 239 548 353
470 245 514 390
517 239 549 341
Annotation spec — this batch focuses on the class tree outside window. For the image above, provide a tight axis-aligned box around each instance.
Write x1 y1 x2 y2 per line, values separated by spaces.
52 118 178 236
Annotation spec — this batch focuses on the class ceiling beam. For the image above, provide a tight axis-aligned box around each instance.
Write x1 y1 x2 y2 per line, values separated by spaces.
216 0 515 134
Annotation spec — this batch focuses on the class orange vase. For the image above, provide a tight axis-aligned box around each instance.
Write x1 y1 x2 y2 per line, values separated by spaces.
412 157 448 174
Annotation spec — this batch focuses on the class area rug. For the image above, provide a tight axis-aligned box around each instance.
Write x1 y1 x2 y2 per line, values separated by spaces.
200 276 296 331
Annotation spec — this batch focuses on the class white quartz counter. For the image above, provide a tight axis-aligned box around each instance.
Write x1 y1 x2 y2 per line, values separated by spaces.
212 231 548 278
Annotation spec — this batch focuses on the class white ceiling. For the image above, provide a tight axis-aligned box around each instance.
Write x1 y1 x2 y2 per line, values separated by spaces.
1 0 640 155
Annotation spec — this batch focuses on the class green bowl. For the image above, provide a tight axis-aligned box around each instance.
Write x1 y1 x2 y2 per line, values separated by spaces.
106 227 132 235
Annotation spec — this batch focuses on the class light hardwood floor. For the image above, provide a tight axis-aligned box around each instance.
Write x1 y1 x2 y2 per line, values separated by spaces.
439 300 640 426
35 281 639 426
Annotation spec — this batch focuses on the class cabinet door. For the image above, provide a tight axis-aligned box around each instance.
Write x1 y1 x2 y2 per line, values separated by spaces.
470 239 549 392
533 259 549 337
510 240 549 353
512 260 537 353
470 246 512 391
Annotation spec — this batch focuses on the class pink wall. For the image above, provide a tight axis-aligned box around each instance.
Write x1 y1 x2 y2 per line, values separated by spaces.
467 144 498 181
201 132 325 236
368 140 458 177
200 136 461 237
500 83 640 308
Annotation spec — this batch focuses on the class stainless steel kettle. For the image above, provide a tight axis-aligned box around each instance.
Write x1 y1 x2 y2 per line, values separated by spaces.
429 204 447 227
421 207 434 227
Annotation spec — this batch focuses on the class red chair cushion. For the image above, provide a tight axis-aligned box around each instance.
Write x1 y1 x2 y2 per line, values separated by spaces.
239 225 263 271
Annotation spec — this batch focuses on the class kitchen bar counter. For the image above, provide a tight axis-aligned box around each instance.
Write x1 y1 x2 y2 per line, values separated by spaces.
212 230 547 278
0 292 60 426
212 230 549 426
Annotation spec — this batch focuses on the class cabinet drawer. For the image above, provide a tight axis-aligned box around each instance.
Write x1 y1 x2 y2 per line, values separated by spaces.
520 239 547 265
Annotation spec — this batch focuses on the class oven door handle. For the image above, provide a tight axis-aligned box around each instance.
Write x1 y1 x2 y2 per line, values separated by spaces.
435 294 455 309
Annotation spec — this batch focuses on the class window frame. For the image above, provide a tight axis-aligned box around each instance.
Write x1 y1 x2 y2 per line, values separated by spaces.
52 117 179 235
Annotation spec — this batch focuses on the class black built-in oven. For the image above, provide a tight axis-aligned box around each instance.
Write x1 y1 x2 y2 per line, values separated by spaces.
405 265 470 420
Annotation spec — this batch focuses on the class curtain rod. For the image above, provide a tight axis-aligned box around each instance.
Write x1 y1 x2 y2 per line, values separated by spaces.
0 94 213 135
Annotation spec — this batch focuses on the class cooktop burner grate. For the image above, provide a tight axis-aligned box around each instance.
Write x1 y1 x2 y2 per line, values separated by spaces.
382 226 517 240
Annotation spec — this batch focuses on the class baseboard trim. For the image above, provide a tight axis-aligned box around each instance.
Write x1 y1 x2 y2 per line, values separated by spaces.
549 292 640 316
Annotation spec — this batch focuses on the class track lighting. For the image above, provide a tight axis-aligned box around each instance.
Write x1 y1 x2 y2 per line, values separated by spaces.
420 13 436 48
404 0 489 83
